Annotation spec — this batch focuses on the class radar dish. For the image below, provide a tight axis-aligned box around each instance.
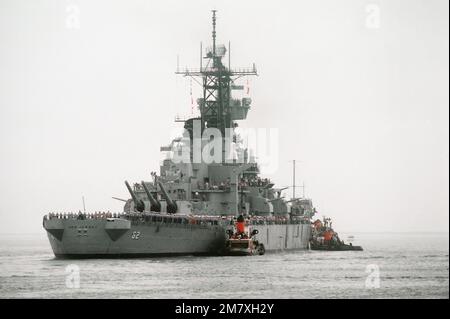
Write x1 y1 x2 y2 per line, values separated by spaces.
205 44 227 57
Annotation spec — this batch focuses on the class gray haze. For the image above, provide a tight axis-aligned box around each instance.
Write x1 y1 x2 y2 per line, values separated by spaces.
0 0 448 233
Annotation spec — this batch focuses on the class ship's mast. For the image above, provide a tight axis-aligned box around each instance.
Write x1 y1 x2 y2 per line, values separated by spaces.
176 11 258 137
212 10 216 59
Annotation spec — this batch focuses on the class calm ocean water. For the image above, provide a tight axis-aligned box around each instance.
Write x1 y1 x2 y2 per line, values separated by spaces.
0 232 448 299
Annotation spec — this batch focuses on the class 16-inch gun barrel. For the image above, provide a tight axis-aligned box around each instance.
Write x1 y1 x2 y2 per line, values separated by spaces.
124 181 145 212
141 181 161 212
158 182 177 214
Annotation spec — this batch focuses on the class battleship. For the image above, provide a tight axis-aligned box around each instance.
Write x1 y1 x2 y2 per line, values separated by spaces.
43 11 317 258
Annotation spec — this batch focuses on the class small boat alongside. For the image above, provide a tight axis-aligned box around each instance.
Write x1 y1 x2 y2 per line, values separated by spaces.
224 215 265 256
309 217 363 251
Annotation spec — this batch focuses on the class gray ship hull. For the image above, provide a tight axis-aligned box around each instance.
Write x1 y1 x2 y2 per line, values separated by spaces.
44 218 227 258
43 217 311 258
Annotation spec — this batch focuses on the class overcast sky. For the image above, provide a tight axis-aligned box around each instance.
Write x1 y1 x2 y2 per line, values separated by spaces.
0 0 448 233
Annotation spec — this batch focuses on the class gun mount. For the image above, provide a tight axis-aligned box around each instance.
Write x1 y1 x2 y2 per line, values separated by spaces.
158 182 178 214
141 181 161 212
124 181 145 212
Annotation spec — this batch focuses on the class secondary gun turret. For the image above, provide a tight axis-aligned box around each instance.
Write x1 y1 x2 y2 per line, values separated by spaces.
141 181 161 212
124 181 145 212
158 182 177 214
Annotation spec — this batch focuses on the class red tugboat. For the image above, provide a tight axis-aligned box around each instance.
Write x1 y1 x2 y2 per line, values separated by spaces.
225 215 265 256
310 217 363 251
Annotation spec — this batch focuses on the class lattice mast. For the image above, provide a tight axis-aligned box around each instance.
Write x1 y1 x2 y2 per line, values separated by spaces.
176 10 258 136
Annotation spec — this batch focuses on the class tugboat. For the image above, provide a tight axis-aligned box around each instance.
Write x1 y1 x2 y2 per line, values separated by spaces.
225 215 265 256
309 217 363 251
